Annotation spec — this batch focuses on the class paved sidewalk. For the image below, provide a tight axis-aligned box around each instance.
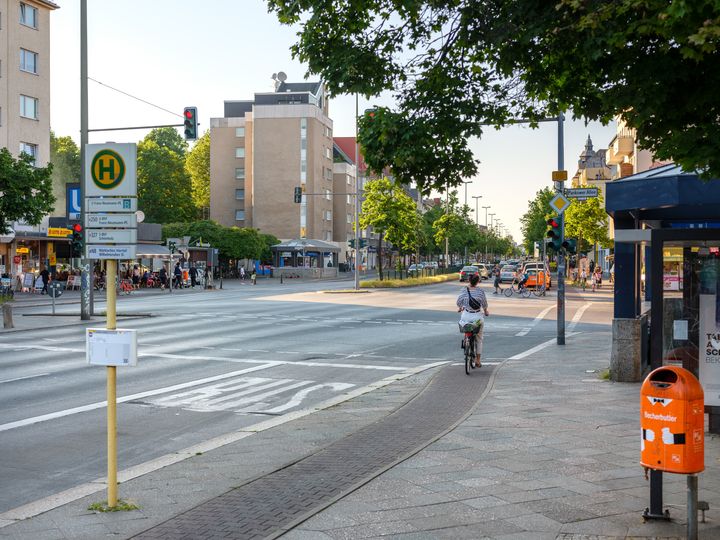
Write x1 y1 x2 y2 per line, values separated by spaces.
1 330 718 539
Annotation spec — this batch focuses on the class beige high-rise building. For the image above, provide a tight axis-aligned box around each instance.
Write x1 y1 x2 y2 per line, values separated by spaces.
210 80 340 243
0 0 58 272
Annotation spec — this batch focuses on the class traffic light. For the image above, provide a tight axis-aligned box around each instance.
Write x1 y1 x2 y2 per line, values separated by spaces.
364 108 377 120
70 223 84 258
348 239 356 249
546 216 562 251
168 241 177 254
360 238 368 248
293 187 302 203
562 238 577 254
183 107 198 140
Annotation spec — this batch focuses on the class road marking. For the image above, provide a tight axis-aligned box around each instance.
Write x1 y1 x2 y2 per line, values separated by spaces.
0 373 50 384
515 304 556 336
508 337 557 360
0 364 279 433
569 302 593 331
260 383 354 413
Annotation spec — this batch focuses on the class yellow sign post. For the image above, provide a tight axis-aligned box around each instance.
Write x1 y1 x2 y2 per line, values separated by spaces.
106 259 118 507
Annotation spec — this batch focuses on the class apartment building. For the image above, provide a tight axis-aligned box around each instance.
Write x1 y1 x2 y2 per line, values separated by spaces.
209 79 337 243
0 0 59 272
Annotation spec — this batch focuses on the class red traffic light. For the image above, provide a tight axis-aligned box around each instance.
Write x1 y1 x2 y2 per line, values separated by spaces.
72 223 83 233
184 109 194 119
547 218 559 228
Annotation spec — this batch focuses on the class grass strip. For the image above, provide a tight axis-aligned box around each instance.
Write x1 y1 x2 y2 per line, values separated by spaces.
361 273 459 288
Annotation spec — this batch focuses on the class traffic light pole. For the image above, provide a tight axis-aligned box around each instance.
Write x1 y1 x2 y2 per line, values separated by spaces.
79 0 92 320
556 113 566 345
354 94 361 291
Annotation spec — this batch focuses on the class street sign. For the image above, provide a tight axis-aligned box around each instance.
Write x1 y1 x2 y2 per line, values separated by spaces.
86 213 137 228
48 227 72 237
549 193 572 214
87 229 137 244
86 197 138 212
66 183 81 220
85 143 137 197
565 187 599 199
85 244 137 260
49 282 63 298
552 170 568 181
86 328 138 367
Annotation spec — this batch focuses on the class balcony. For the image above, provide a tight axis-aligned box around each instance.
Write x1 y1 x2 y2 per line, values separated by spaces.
607 132 634 165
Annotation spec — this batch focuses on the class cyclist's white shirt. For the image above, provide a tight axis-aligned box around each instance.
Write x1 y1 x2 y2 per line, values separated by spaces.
457 286 487 328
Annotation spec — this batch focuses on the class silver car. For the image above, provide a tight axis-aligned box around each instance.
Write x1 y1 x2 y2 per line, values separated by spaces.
500 265 517 283
472 263 489 279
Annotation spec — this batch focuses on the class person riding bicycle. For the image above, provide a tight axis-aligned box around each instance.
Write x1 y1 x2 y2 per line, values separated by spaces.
517 269 529 292
456 274 490 368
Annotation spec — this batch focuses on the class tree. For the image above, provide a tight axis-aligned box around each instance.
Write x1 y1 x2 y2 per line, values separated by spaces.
520 187 555 253
359 177 419 280
269 0 720 186
0 149 55 234
144 127 188 156
137 139 196 224
186 131 210 213
50 132 80 184
564 196 611 254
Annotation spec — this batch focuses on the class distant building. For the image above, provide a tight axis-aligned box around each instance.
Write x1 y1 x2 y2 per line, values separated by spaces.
210 78 340 245
0 0 60 275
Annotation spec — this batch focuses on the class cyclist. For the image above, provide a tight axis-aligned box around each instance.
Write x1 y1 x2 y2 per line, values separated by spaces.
516 269 529 293
579 268 588 291
456 273 490 368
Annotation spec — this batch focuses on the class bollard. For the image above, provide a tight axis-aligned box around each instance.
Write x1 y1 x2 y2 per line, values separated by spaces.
2 303 13 329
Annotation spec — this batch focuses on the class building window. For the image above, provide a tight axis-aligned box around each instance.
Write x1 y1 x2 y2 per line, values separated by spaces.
20 95 38 119
347 213 352 224
325 231 332 241
19 142 37 165
325 126 331 138
235 147 245 158
235 167 245 180
325 210 332 221
346 194 352 204
326 167 333 180
235 189 245 200
347 174 352 185
325 189 331 200
235 210 245 221
325 147 332 160
235 127 245 137
20 2 38 29
20 49 37 74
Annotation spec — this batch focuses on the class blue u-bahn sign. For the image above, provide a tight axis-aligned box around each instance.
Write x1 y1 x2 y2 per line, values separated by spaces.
66 183 81 221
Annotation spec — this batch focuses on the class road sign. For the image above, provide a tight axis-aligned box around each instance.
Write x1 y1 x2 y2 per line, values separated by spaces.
48 227 72 237
549 193 572 214
49 254 57 266
66 183 81 220
565 187 599 199
87 229 137 244
86 328 138 367
49 281 63 298
552 170 568 181
85 143 137 197
86 213 137 228
85 244 137 260
16 247 29 254
86 197 138 213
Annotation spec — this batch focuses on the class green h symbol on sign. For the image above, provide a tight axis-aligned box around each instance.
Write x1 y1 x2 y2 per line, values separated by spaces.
97 157 115 180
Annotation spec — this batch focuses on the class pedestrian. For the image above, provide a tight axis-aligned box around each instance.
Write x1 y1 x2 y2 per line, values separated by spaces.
159 266 167 289
251 269 257 285
609 263 615 284
174 262 183 289
456 273 490 368
189 264 198 288
132 265 140 289
39 265 50 295
589 259 595 273
492 265 502 294
240 266 246 280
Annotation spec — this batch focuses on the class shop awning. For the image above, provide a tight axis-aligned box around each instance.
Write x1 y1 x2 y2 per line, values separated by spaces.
135 244 180 259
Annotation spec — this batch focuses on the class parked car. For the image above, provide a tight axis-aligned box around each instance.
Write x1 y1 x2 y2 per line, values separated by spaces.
471 263 489 279
408 264 423 275
425 261 439 270
459 265 480 282
500 265 518 283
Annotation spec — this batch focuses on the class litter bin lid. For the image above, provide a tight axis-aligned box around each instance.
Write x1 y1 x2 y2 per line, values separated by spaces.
641 366 703 400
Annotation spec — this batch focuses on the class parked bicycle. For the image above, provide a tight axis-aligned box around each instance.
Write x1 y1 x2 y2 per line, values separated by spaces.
503 280 531 298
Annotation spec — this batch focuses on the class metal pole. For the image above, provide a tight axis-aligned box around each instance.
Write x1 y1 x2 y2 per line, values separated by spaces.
106 259 117 507
444 181 450 267
482 205 490 262
354 94 361 290
557 112 566 345
688 474 698 540
80 0 92 320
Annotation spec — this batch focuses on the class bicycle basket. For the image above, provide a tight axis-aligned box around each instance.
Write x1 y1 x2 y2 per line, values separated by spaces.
461 322 479 333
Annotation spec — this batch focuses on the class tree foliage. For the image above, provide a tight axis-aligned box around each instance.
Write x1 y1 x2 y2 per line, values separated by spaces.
138 138 196 224
564 195 611 253
144 127 188 156
186 130 210 211
520 187 555 254
0 149 55 234
162 220 274 262
269 0 720 185
50 132 80 184
359 177 420 279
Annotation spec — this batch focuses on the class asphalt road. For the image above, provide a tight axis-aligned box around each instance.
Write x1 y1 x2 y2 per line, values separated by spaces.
0 278 611 514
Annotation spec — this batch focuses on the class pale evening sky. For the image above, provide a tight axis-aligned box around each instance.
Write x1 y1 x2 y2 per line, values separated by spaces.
49 0 616 242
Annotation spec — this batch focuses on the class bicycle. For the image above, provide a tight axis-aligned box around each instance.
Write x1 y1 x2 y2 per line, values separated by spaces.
503 280 531 298
460 323 481 375
532 283 547 297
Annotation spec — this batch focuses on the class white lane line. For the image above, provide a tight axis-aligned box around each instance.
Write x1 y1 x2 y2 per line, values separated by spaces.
0 360 448 527
515 304 556 336
258 382 355 414
569 302 593 331
0 373 50 384
508 337 557 360
0 364 279 433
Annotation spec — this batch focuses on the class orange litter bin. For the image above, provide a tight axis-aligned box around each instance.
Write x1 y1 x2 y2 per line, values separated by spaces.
640 366 704 474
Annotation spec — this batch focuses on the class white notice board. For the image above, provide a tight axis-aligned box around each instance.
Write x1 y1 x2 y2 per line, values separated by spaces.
86 328 138 366
700 294 720 406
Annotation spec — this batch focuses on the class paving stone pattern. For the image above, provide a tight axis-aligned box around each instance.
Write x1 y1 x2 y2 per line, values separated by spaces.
133 365 491 540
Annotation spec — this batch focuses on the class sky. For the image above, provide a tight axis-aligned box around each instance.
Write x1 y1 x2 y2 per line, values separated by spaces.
49 0 616 242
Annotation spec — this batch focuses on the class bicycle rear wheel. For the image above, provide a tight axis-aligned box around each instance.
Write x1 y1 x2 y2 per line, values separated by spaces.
464 335 473 375
520 287 532 298
503 287 513 297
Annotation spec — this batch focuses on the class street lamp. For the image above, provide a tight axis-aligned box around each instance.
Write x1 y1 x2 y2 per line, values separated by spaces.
481 205 491 261
462 181 472 207
472 195 482 225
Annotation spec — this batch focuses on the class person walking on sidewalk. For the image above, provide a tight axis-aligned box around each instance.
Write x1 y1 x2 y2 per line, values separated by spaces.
189 264 198 288
174 263 183 289
456 273 489 368
492 264 502 294
39 266 50 295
